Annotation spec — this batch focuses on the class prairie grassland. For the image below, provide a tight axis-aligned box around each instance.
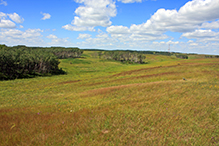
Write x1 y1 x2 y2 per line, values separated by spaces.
0 51 219 145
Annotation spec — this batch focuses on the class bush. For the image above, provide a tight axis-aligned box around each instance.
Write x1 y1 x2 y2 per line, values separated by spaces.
176 54 188 59
0 47 65 80
98 51 146 64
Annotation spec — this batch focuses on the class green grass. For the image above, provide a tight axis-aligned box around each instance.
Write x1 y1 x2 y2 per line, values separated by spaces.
0 51 219 145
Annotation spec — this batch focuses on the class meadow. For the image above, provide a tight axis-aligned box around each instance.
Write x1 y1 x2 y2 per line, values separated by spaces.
0 51 218 145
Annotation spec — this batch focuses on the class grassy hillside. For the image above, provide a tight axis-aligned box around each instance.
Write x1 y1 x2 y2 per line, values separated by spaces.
0 51 218 145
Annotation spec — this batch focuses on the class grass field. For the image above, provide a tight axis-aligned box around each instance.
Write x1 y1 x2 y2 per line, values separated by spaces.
0 51 219 145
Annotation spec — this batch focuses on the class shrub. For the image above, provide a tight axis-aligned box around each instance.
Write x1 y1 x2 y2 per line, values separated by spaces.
0 47 65 80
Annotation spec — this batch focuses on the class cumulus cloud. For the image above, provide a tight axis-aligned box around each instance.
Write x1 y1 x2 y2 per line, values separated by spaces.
0 29 72 46
41 12 51 20
105 0 219 46
47 34 58 39
8 13 24 23
62 24 95 31
77 33 91 39
117 0 142 3
190 42 199 46
73 0 219 54
0 28 44 45
0 19 16 28
153 41 180 45
201 20 219 29
63 0 116 31
0 12 24 28
47 35 72 45
46 35 71 46
179 0 219 22
96 33 109 38
187 40 194 43
107 25 130 34
147 0 219 33
181 29 219 39
0 0 7 6
0 12 6 18
0 29 42 39
107 24 168 42
77 35 117 48
0 12 16 28
166 40 179 45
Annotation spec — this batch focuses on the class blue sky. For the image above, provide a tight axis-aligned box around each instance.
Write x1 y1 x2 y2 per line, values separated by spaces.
0 0 219 55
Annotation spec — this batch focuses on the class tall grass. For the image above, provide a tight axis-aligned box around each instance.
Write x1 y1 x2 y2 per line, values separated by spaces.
0 51 218 145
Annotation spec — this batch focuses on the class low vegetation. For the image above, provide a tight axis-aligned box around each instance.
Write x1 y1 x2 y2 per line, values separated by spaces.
0 49 218 145
97 51 146 64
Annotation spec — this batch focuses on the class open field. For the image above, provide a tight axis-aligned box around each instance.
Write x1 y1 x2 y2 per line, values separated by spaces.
0 51 219 145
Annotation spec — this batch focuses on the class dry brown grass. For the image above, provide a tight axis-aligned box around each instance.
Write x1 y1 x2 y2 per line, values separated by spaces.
0 54 219 145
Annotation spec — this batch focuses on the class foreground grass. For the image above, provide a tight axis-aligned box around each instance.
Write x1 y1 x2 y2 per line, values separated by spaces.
0 51 219 145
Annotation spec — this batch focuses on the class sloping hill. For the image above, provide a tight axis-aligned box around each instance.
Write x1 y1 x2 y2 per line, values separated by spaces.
0 51 218 145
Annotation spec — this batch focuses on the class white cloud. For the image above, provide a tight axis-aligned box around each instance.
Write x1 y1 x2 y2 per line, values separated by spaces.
48 38 69 45
23 29 43 38
62 24 95 31
0 0 7 6
117 0 142 3
188 40 194 43
1 29 43 38
0 12 16 28
77 36 117 48
104 0 219 47
63 0 116 31
47 36 71 46
0 28 44 46
46 34 71 46
19 25 24 28
0 29 73 47
201 20 219 29
77 33 91 39
73 0 219 54
0 12 24 28
190 43 198 46
127 0 219 35
0 19 16 28
96 33 109 38
0 12 6 18
107 25 130 34
41 12 51 20
8 13 24 23
47 34 58 39
181 29 219 39
129 33 168 41
179 0 219 22
152 40 180 45
166 40 179 45
106 24 168 42
76 30 119 48
117 0 157 3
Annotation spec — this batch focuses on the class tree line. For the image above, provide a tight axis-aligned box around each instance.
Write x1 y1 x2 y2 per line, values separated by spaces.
12 45 83 59
0 45 83 80
97 51 146 64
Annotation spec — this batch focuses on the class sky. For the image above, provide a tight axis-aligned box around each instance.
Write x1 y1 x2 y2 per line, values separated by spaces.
0 0 219 55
